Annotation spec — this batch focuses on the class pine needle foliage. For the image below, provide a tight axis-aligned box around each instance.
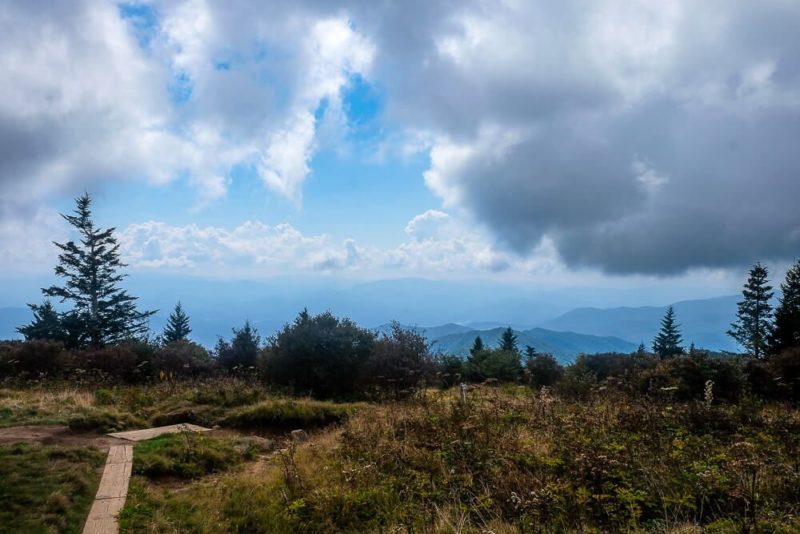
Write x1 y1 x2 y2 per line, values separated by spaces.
652 306 683 359
728 262 773 359
42 193 155 347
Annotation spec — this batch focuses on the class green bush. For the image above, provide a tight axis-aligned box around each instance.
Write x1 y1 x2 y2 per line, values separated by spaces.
222 399 359 429
68 408 146 433
153 340 214 377
264 310 375 399
525 353 564 388
465 348 522 382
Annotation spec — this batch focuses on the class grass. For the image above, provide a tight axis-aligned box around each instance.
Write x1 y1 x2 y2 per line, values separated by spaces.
133 432 253 479
120 387 800 533
221 399 362 429
0 442 105 533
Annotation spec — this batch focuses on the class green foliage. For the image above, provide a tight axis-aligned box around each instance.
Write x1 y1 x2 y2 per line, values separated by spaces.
498 326 519 353
771 259 800 354
729 262 774 359
525 352 563 388
41 193 155 347
68 407 146 433
359 322 436 398
469 335 484 355
222 399 359 429
16 300 66 343
216 320 261 371
437 354 465 387
134 433 246 479
466 348 522 382
264 309 375 399
0 443 105 533
653 305 684 359
162 301 192 343
154 340 213 377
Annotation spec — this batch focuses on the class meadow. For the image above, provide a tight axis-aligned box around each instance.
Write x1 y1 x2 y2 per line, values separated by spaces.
1 379 799 533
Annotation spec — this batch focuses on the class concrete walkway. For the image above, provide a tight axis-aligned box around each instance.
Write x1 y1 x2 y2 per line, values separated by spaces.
83 424 211 533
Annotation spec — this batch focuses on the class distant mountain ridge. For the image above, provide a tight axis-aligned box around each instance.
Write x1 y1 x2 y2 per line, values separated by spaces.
538 295 740 352
377 323 636 363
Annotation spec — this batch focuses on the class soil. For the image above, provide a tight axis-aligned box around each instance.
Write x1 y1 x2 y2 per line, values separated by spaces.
0 425 128 449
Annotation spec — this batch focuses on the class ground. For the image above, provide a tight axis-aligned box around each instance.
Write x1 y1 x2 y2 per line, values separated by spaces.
1 381 799 533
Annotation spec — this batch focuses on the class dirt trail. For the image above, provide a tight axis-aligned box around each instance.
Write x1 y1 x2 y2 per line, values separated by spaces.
0 425 128 449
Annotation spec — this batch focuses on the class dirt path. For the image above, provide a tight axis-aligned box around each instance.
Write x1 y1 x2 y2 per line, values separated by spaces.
0 425 127 449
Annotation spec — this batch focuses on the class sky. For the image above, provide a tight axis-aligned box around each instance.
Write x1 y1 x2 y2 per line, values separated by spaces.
1 0 799 304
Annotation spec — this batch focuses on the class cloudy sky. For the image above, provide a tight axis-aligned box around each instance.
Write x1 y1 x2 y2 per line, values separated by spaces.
1 0 798 295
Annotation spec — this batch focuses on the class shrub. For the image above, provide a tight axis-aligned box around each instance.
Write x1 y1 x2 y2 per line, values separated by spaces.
767 347 800 401
437 354 465 387
640 355 746 402
358 322 436 397
68 408 145 433
0 340 70 379
154 340 214 377
264 310 375 399
221 399 359 429
94 388 115 406
525 353 564 388
465 348 522 383
80 345 140 381
216 321 261 372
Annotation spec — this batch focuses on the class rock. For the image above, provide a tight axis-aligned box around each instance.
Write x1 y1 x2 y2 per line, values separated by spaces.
235 435 273 453
212 424 221 430
290 429 309 442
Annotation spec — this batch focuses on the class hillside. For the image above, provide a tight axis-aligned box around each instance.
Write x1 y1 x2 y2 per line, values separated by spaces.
539 295 740 352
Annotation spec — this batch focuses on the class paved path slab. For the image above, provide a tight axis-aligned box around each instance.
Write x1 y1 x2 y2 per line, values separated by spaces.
108 423 211 442
83 444 133 534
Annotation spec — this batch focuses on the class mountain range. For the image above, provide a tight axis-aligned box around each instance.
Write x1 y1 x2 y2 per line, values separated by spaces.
0 276 742 357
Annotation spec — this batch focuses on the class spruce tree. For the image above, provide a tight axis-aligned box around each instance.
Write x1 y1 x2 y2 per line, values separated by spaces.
162 301 192 343
770 260 800 353
524 344 537 360
499 327 519 354
17 300 64 341
728 262 774 359
470 336 484 356
42 193 155 346
652 306 683 359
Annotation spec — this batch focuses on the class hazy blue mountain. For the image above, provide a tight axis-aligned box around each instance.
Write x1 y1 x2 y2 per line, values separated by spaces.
539 296 740 352
429 327 636 363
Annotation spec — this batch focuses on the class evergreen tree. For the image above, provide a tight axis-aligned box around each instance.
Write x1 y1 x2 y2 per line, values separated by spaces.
636 342 646 355
470 336 484 356
652 306 683 359
770 260 800 353
524 344 537 360
42 193 155 346
162 301 192 343
499 327 519 354
217 320 261 370
17 300 64 341
728 262 774 359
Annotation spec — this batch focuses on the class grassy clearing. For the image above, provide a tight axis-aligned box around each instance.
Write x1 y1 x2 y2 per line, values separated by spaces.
120 387 800 533
0 442 105 533
0 387 94 427
133 432 258 480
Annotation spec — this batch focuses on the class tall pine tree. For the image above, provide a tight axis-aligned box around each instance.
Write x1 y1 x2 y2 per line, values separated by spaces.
162 301 192 343
728 262 773 359
652 306 683 359
770 260 800 354
499 327 519 354
470 336 484 356
42 193 154 347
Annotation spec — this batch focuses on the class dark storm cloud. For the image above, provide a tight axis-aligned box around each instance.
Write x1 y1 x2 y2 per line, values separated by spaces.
344 0 800 274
